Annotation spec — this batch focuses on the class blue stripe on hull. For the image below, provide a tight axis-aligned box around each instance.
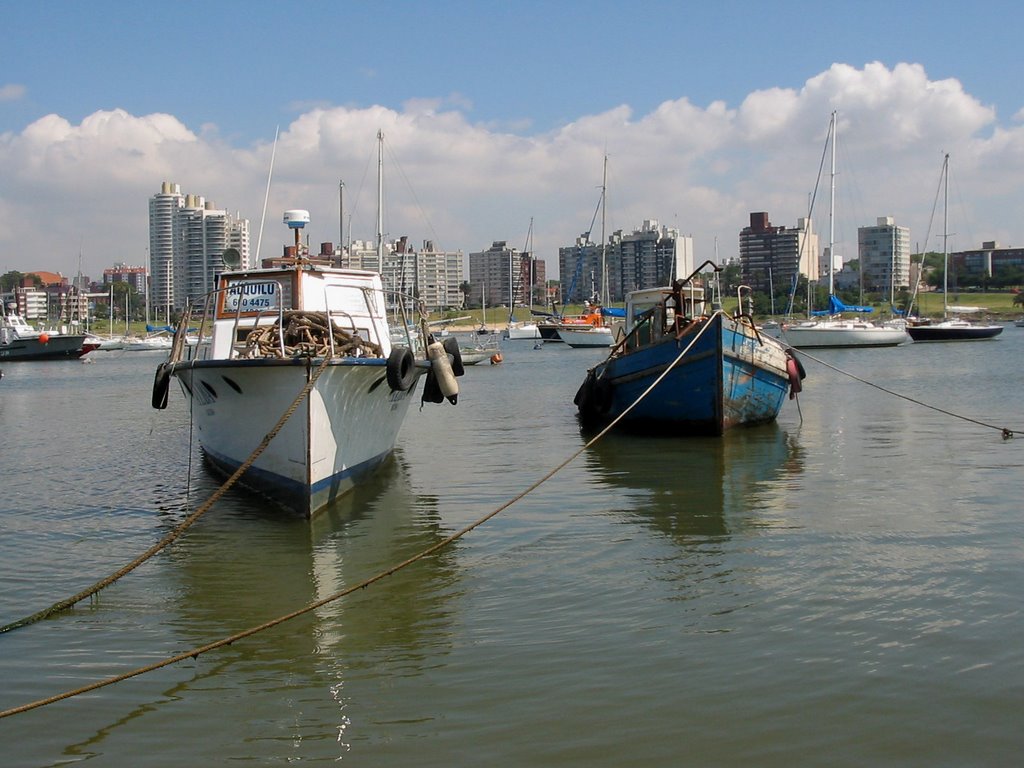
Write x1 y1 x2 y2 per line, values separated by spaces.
202 444 394 517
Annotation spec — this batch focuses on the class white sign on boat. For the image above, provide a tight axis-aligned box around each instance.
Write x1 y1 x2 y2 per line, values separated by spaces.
222 281 280 314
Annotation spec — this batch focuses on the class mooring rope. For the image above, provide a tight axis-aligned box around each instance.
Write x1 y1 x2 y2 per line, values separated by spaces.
0 355 334 636
0 316 722 719
793 347 1016 439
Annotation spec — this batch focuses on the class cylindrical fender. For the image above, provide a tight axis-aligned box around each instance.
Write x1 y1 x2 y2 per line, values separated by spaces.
386 346 416 392
441 336 465 376
152 362 172 410
427 341 459 404
785 350 804 399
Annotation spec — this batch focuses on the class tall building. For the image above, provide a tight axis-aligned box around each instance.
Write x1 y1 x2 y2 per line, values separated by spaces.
148 181 250 316
415 240 465 311
739 213 817 296
858 217 910 295
558 220 692 304
339 236 465 312
468 241 544 311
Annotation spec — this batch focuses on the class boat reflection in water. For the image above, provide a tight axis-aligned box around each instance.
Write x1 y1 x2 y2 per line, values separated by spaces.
582 424 803 541
153 451 462 753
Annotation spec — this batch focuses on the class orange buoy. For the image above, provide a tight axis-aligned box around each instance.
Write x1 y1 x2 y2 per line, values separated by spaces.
490 352 503 364
38 333 50 344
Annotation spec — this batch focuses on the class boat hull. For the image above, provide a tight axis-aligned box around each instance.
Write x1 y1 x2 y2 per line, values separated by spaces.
906 323 1003 342
558 326 614 348
0 334 87 360
173 357 420 517
504 323 541 340
781 322 908 348
576 314 790 436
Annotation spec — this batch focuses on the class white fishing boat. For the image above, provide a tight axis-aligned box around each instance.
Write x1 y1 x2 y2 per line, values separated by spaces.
152 209 461 517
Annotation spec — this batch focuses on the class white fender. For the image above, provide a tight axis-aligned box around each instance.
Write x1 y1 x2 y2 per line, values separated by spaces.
427 340 459 404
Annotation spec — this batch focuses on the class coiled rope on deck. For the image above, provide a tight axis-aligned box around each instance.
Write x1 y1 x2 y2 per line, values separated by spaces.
793 347 1017 439
0 355 333 636
0 315 722 719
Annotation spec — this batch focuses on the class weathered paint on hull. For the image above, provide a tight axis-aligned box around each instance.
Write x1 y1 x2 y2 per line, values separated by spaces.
577 315 789 436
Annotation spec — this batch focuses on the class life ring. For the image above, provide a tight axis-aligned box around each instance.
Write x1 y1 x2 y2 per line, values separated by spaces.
152 362 171 410
386 347 416 392
490 352 503 364
441 336 465 376
785 350 805 399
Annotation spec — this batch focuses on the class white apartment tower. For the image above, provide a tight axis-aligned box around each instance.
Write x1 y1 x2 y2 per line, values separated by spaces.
148 181 250 317
858 216 910 297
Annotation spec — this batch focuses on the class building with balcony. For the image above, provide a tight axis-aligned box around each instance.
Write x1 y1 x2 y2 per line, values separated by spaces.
858 217 911 295
739 212 817 297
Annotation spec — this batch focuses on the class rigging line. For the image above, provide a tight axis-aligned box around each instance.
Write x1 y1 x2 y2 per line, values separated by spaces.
793 347 1016 439
0 316 722 719
0 355 333 636
381 137 443 252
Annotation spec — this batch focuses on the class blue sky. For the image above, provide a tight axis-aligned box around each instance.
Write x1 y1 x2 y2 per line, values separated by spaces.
3 0 1024 279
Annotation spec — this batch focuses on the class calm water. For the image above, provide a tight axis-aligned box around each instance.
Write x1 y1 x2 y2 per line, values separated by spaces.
1 331 1023 766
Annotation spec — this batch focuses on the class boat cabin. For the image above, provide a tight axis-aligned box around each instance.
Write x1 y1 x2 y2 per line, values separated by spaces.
622 284 707 350
199 265 394 361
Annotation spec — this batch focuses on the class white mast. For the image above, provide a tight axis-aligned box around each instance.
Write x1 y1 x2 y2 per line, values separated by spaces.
828 110 837 299
600 154 608 305
942 152 950 318
376 130 384 266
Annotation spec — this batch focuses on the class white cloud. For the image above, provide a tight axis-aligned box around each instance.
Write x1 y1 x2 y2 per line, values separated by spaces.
0 84 26 102
3 62 1024 281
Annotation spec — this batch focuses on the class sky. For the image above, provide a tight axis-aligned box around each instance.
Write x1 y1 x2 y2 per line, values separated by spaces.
3 0 1024 282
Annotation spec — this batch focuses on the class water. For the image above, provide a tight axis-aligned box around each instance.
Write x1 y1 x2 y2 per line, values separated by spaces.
1 333 1023 766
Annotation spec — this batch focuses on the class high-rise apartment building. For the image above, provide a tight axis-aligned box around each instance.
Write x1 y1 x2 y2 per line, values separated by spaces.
468 241 544 311
558 220 692 304
858 217 911 296
338 236 465 312
148 181 250 316
739 213 817 296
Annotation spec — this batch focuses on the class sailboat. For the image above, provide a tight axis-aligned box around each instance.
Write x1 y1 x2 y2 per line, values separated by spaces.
504 218 541 340
782 111 909 349
906 154 1003 342
556 155 615 349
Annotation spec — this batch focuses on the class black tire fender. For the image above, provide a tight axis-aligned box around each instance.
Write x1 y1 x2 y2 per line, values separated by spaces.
386 347 416 392
152 362 172 410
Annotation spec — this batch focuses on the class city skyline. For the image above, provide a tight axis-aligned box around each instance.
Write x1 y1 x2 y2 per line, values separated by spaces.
3 1 1024 281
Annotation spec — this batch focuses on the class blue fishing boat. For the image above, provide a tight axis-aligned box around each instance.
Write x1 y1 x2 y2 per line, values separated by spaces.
574 265 803 435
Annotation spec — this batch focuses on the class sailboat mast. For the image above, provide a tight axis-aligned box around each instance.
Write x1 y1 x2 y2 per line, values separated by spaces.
942 153 949 318
600 154 608 305
828 110 837 299
376 130 384 266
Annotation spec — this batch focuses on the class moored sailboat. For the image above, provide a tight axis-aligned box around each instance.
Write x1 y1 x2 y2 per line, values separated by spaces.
906 154 1003 342
782 111 908 349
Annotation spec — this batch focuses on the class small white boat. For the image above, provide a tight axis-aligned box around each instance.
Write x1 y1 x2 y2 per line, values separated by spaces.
557 324 615 348
153 209 461 517
458 333 503 365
